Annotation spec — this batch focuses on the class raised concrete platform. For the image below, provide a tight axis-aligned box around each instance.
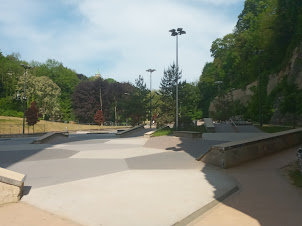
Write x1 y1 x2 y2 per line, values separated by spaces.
203 118 215 133
116 125 144 137
32 132 68 144
0 168 26 205
199 128 302 168
173 131 202 139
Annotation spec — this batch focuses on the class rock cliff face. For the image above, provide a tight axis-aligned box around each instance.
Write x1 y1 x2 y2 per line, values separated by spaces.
267 42 302 94
209 81 258 112
209 42 302 125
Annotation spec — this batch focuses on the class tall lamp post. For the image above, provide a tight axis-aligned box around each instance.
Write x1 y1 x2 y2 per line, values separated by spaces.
146 69 155 128
20 64 32 135
169 28 186 130
255 50 264 126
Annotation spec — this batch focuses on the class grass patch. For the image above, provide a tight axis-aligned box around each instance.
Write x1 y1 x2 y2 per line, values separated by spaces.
288 168 302 188
152 127 173 137
256 125 293 133
152 125 206 137
282 161 302 190
0 116 129 134
178 125 206 133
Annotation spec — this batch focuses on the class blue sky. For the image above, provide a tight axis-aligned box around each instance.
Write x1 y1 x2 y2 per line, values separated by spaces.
0 0 245 89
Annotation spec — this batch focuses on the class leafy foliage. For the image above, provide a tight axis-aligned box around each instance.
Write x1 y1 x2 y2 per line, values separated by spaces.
121 75 148 125
25 101 39 127
94 110 105 125
179 82 202 120
157 63 181 126
32 59 79 120
17 74 61 120
210 93 233 121
199 0 302 123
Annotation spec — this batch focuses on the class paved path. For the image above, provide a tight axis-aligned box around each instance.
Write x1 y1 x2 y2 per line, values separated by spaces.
189 146 302 226
0 131 236 226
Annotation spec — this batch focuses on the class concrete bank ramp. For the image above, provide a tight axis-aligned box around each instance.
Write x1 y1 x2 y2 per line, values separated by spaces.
116 125 147 138
203 118 215 132
32 132 68 144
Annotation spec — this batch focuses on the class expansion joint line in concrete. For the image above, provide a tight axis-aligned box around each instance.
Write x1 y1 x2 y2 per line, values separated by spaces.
172 186 240 226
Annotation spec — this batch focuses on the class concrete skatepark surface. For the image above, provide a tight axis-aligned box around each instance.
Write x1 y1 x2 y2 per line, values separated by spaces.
189 146 302 226
2 124 299 226
0 130 237 226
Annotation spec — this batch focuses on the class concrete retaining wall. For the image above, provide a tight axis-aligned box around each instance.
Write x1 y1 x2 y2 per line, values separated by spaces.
173 131 202 139
199 128 302 168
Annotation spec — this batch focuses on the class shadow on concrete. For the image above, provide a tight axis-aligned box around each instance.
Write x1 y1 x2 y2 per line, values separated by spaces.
144 135 239 225
144 136 225 159
145 133 302 225
0 133 119 168
22 186 32 196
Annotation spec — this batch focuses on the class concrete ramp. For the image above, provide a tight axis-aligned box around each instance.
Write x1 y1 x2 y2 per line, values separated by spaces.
32 132 68 144
116 125 145 138
203 118 215 132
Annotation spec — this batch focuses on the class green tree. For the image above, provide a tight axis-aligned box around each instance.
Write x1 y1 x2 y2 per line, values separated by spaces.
210 93 233 121
157 63 181 126
280 83 302 128
18 74 61 120
123 75 148 125
179 82 202 121
33 59 79 120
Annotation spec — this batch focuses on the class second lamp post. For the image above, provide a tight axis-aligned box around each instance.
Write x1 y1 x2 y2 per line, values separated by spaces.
169 28 186 130
146 69 155 128
20 64 32 135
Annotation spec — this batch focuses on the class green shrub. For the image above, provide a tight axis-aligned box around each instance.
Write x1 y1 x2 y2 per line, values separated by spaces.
1 110 23 118
152 127 173 137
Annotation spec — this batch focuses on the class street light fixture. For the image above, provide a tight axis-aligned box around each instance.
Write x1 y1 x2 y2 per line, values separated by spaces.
169 28 186 130
146 69 155 128
20 64 32 135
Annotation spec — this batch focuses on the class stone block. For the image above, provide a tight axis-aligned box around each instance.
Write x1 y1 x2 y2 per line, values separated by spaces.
0 168 26 205
0 182 23 205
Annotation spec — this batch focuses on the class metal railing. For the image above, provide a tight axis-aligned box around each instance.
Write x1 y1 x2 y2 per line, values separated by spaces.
0 124 46 134
230 117 237 127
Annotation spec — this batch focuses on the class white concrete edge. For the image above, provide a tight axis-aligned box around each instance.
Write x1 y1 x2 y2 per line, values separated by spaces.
0 168 26 187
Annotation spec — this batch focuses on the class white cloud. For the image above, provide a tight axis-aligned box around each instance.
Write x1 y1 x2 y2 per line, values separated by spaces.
0 0 244 89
